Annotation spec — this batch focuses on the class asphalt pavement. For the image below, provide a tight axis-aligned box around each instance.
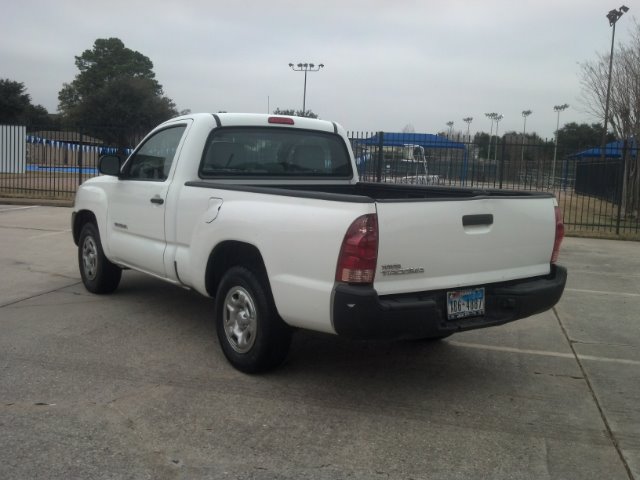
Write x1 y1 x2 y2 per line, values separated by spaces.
0 204 638 480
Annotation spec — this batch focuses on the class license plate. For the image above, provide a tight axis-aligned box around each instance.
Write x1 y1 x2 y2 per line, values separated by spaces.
447 288 485 320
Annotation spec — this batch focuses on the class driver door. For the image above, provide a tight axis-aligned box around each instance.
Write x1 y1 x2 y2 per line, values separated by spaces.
107 124 187 277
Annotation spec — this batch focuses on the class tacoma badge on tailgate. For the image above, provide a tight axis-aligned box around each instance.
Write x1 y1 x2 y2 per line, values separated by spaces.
381 264 425 276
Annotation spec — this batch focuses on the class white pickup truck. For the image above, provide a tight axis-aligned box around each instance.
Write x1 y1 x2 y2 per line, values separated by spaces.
72 113 566 373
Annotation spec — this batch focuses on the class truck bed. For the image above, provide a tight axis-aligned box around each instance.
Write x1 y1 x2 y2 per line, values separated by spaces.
185 179 557 296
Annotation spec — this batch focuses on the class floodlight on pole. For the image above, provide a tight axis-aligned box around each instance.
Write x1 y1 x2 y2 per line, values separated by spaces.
521 109 532 167
485 112 497 160
552 104 569 188
446 121 454 137
288 62 324 114
493 114 503 162
601 5 629 161
463 117 473 139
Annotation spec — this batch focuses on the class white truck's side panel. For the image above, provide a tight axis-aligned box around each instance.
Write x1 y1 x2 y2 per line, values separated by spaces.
73 178 112 255
106 179 169 275
174 186 374 333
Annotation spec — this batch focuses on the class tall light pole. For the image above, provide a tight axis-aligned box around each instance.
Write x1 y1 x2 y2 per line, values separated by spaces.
552 104 569 188
601 5 629 160
445 121 455 179
288 62 324 114
485 112 497 160
521 110 532 160
493 114 503 162
521 110 532 179
462 117 473 185
463 117 473 140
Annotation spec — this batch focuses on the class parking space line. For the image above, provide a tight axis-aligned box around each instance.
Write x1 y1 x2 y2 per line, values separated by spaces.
448 341 640 366
565 288 640 298
577 354 640 366
0 205 40 213
569 270 640 278
28 229 72 240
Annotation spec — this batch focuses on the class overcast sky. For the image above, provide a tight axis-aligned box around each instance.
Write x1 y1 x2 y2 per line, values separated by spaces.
1 0 636 138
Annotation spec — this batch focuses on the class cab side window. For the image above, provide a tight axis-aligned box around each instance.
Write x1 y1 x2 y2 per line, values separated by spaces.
122 125 186 181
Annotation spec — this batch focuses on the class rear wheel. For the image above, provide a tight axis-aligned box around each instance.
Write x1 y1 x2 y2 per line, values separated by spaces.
215 266 291 373
78 223 122 294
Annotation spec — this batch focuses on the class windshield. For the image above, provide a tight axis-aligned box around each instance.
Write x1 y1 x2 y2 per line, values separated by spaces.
199 127 352 179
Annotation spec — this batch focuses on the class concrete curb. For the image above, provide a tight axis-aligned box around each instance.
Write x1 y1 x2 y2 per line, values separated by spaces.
0 197 73 207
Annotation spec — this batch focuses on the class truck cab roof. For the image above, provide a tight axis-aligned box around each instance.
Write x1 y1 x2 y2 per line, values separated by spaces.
163 112 339 134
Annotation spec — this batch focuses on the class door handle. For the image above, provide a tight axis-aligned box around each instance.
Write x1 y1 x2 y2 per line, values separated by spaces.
462 214 493 227
150 196 164 205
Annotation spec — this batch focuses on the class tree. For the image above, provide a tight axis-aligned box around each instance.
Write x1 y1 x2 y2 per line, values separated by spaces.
0 79 53 126
58 38 178 147
556 122 614 151
473 132 492 159
273 108 318 118
27 105 55 126
0 79 30 123
580 22 640 216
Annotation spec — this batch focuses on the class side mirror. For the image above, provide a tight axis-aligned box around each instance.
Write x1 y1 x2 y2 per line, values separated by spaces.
98 155 121 176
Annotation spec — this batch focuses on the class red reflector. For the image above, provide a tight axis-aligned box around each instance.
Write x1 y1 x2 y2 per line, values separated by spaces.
551 206 564 264
268 116 294 125
336 214 378 284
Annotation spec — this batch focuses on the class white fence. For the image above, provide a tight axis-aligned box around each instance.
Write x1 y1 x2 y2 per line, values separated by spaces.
0 125 26 173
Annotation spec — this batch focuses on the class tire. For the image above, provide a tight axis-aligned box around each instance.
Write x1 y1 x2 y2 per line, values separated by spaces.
78 222 122 294
215 266 291 373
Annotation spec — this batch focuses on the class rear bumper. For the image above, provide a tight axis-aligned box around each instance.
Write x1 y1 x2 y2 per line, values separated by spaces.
332 265 567 340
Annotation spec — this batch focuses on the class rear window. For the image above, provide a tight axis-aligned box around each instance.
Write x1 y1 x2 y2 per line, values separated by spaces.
199 127 352 179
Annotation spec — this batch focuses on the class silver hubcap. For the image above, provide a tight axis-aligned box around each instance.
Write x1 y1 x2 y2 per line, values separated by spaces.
82 235 98 280
223 286 257 354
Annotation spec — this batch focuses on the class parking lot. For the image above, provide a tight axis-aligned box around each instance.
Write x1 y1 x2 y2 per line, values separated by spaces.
0 204 638 480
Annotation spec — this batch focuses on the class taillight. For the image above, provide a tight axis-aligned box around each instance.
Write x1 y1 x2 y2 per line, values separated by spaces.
551 206 564 264
336 214 378 284
268 116 294 125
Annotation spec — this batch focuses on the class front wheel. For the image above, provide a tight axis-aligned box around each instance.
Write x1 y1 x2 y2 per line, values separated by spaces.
215 266 291 373
78 223 122 294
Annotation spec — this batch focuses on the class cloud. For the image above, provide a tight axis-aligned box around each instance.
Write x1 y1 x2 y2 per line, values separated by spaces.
1 0 631 136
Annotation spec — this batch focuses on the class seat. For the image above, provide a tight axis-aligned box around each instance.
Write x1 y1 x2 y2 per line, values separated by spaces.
292 145 325 171
203 141 245 170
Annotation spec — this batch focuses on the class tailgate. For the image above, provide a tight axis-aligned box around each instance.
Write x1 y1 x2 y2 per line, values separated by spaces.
374 196 556 295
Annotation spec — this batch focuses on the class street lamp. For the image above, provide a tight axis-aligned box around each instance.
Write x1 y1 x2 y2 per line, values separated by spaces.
485 112 497 160
493 114 503 162
521 110 532 177
446 121 454 137
288 62 324 114
600 5 629 160
462 117 473 185
552 104 569 188
463 117 473 140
